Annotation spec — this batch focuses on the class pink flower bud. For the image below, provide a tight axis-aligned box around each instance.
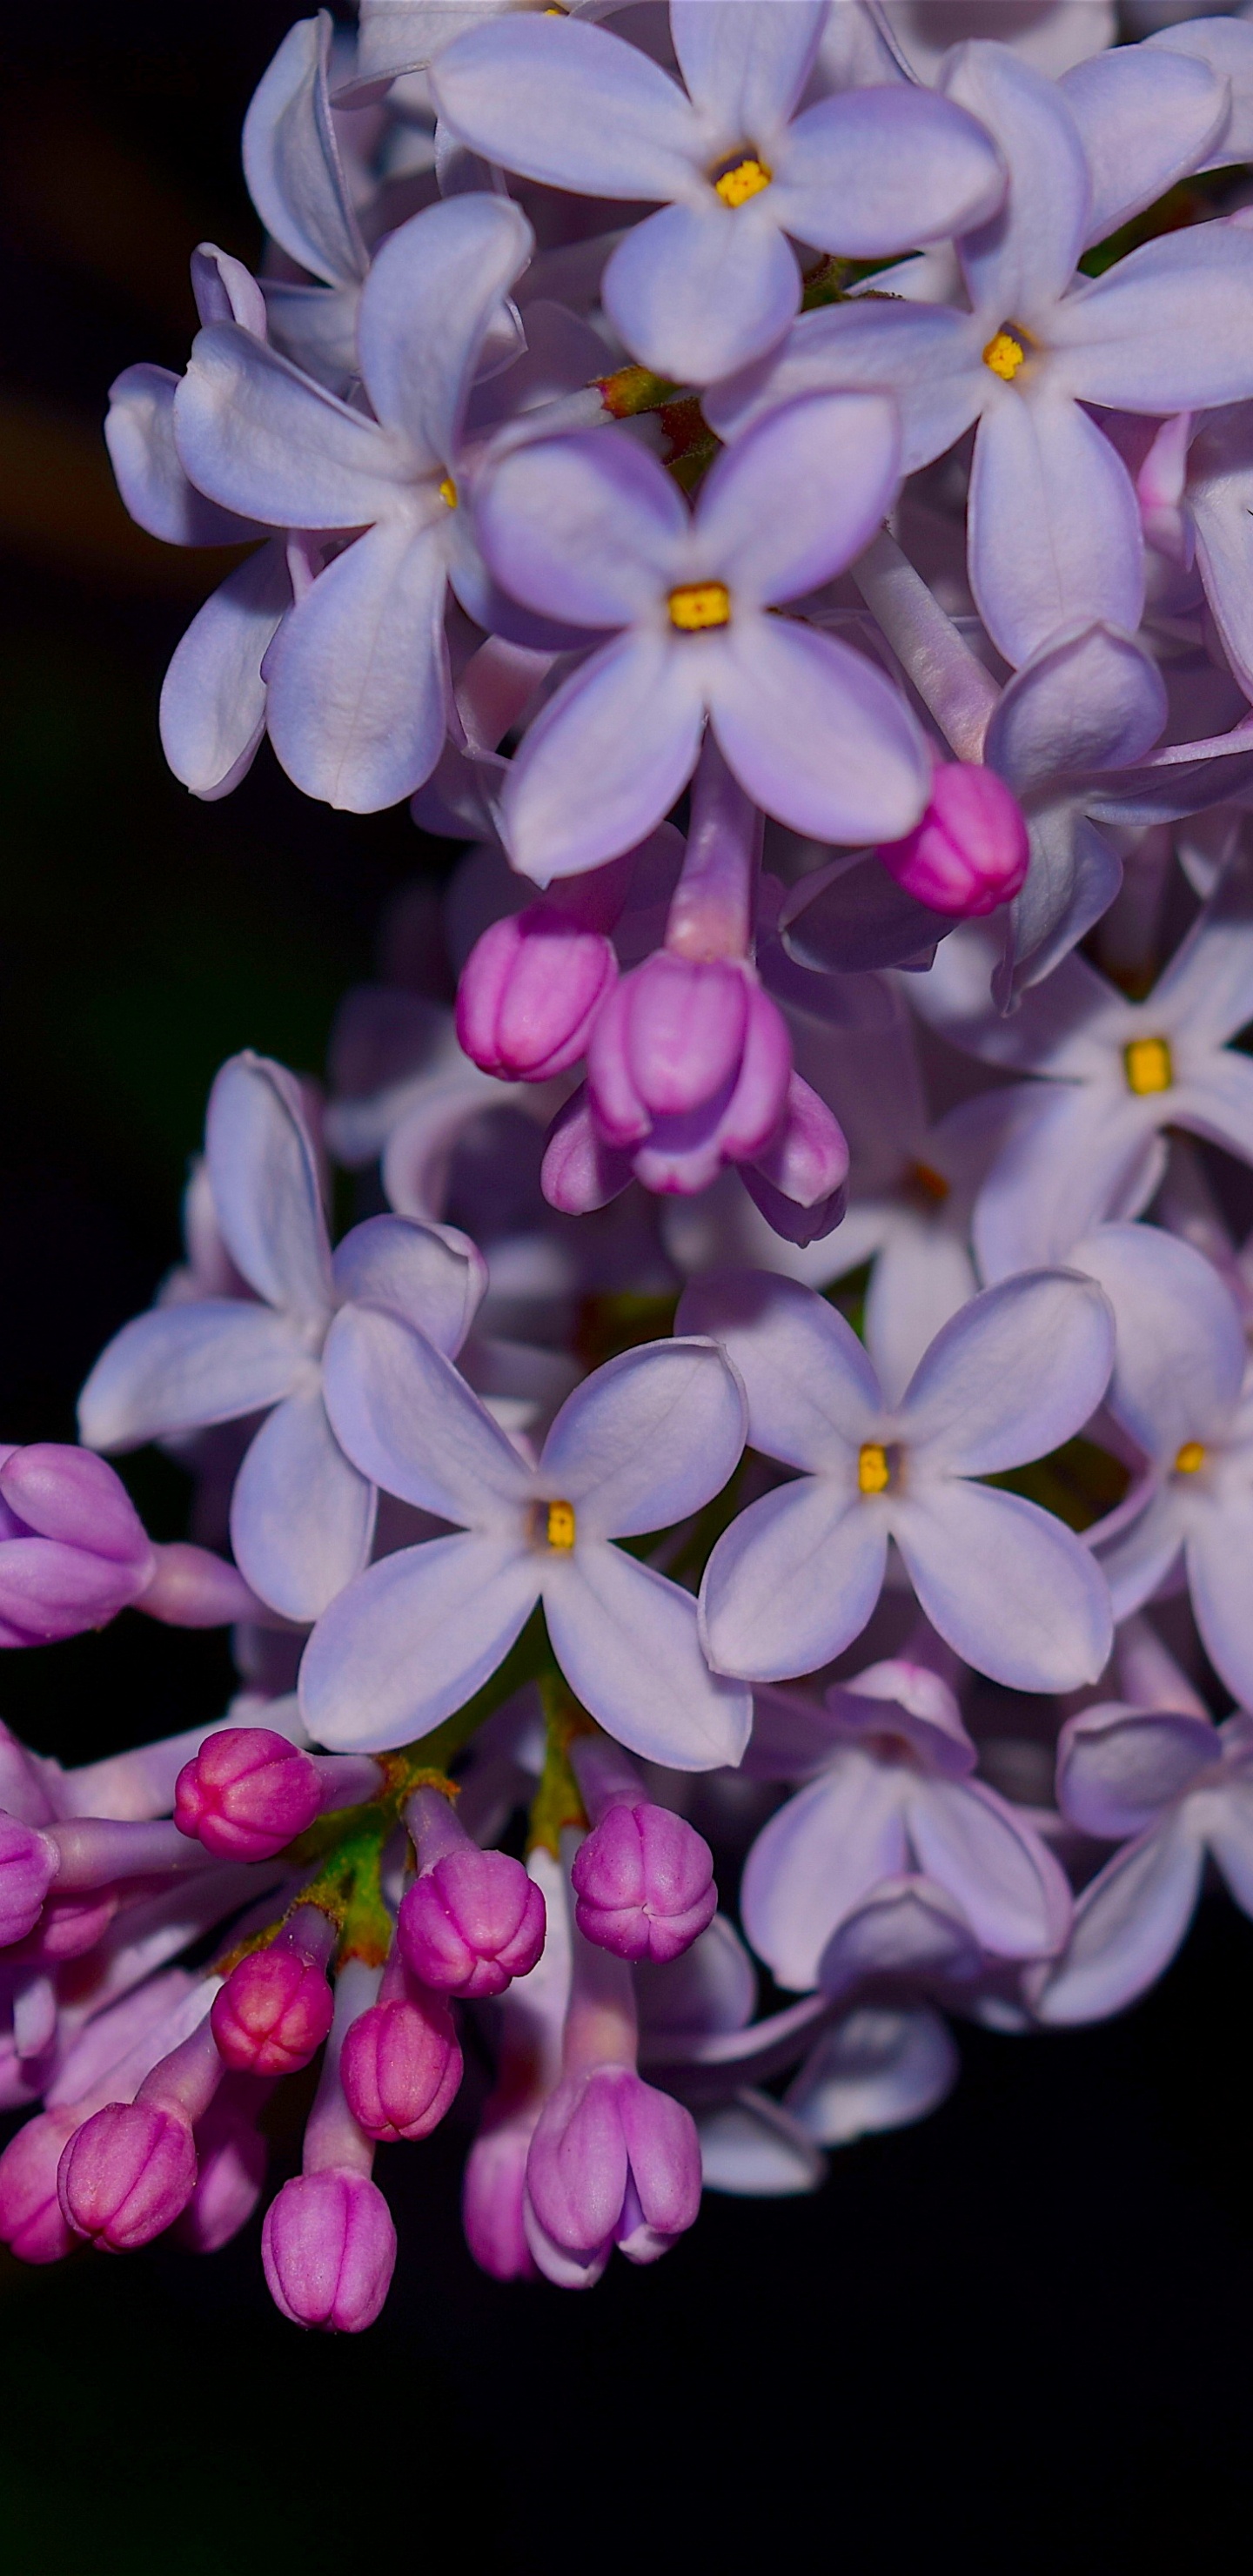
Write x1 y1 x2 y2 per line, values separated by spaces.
340 1989 462 2142
457 905 619 1081
399 1848 546 1999
174 1727 323 1860
137 1542 260 1629
462 2116 539 2282
0 2107 81 2264
876 763 1029 918
211 1942 334 2077
0 1446 155 1646
23 1888 118 1962
742 1072 848 1246
571 1804 717 1965
0 1815 59 1949
57 2100 198 2250
174 2085 270 2254
261 2170 397 2332
525 2065 701 2271
586 953 792 1195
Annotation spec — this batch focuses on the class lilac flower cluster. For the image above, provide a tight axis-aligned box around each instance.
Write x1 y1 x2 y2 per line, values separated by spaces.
10 0 1253 2326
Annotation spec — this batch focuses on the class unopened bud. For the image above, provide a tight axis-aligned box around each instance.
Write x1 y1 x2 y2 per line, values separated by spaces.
0 1815 59 1949
175 1727 323 1860
876 763 1029 919
211 1939 334 2076
57 2100 198 2251
340 1989 462 2142
457 905 618 1081
261 2170 396 2332
571 1803 716 1964
399 1847 546 1999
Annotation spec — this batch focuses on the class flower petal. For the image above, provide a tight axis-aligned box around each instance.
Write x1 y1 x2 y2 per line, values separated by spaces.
230 1389 375 1623
1173 1053 1253 1171
900 1271 1115 1475
676 1270 881 1469
700 1477 888 1682
77 1302 302 1451
358 193 533 468
670 0 826 144
784 2002 959 2144
500 632 706 883
605 198 801 386
1151 861 1253 1050
1093 1490 1187 1624
972 1086 1163 1284
1200 1781 1253 1919
1056 1701 1219 1840
1053 226 1253 413
985 621 1167 802
206 1051 332 1318
694 392 901 607
705 301 984 479
265 519 449 813
1032 1815 1203 2023
864 1218 979 1412
968 392 1143 670
772 83 1005 256
695 2092 826 2197
430 15 704 198
242 14 366 289
906 1776 1070 1958
543 1545 751 1771
891 1479 1113 1692
106 365 258 547
1070 1221 1245 1459
298 1533 540 1753
1060 43 1227 246
175 324 402 529
332 1214 485 1355
476 426 687 630
321 1302 533 1526
709 613 929 846
538 1338 745 1540
740 1755 908 1990
158 540 290 802
1187 1496 1253 1707
942 41 1090 320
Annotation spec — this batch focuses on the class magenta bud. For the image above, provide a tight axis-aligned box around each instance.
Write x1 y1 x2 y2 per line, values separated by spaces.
399 1849 546 1999
57 2100 198 2250
0 1446 155 1646
174 1727 322 1860
0 2108 81 2264
211 1943 335 2076
23 1888 119 1962
571 1803 717 1964
261 2170 396 2332
876 763 1029 918
340 1991 463 2143
174 2090 269 2254
456 906 618 1081
586 954 792 1196
0 1815 59 1949
462 2117 539 2282
526 2065 701 2266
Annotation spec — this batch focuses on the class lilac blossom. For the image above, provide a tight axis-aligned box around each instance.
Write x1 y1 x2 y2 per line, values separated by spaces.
568 1732 716 1965
77 1050 484 1621
242 15 372 392
301 1317 751 1766
682 1267 1115 1692
261 1961 398 2331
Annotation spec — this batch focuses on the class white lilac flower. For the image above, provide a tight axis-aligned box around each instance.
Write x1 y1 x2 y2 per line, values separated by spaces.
681 1267 1115 1693
300 1316 751 1767
77 1053 485 1624
909 863 1253 1281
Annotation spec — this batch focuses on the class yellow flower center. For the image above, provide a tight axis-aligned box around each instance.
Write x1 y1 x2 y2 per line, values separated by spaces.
858 1443 891 1496
1175 1441 1207 1475
668 581 731 632
439 475 458 509
542 1499 577 1551
982 327 1028 382
714 156 773 209
1123 1036 1173 1096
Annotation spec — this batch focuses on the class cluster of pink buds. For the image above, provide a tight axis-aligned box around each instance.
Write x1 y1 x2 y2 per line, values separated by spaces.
0 1442 258 1647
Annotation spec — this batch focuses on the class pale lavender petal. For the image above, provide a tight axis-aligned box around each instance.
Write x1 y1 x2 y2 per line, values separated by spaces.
972 1087 1163 1283
709 614 929 846
676 1270 881 1469
1054 228 1253 413
700 1478 888 1682
358 194 533 468
864 1221 978 1412
906 1777 1070 1958
1187 1497 1253 1707
430 16 703 198
1056 1702 1218 1840
784 2003 959 2144
1094 1491 1187 1624
1008 810 1128 1000
476 427 687 629
175 324 402 529
771 84 1005 256
331 1214 484 1354
77 1303 302 1451
604 198 801 386
191 243 268 336
106 366 257 547
908 927 1127 1077
259 279 360 393
891 1481 1113 1692
1033 1815 1203 2023
705 302 984 479
900 1271 1115 1475
1143 16 1253 162
1152 863 1253 1049
1072 1222 1245 1458
265 520 449 813
298 1533 540 1753
1173 1054 1253 1170
320 1303 532 1526
695 392 901 607
500 633 706 883
669 0 826 141
158 541 290 801
968 392 1143 670
537 1339 745 1540
696 2094 825 2197
230 1390 375 1624
985 623 1167 802
242 15 366 288
1202 1781 1253 1918
205 1052 332 1318
542 1545 751 1771
740 1757 908 1991
1060 44 1227 245
942 42 1090 320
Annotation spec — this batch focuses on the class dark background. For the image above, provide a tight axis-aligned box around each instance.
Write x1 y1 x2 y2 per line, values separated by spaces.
2 8 1251 2566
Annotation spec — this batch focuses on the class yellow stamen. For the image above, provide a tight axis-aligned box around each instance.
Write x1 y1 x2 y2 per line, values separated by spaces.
982 327 1028 382
1175 1441 1207 1475
1123 1036 1173 1096
544 1499 577 1551
858 1443 891 1496
439 475 458 509
668 580 730 632
714 156 772 209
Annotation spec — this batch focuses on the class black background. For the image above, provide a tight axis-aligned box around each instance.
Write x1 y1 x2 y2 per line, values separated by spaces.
1 8 1251 2566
